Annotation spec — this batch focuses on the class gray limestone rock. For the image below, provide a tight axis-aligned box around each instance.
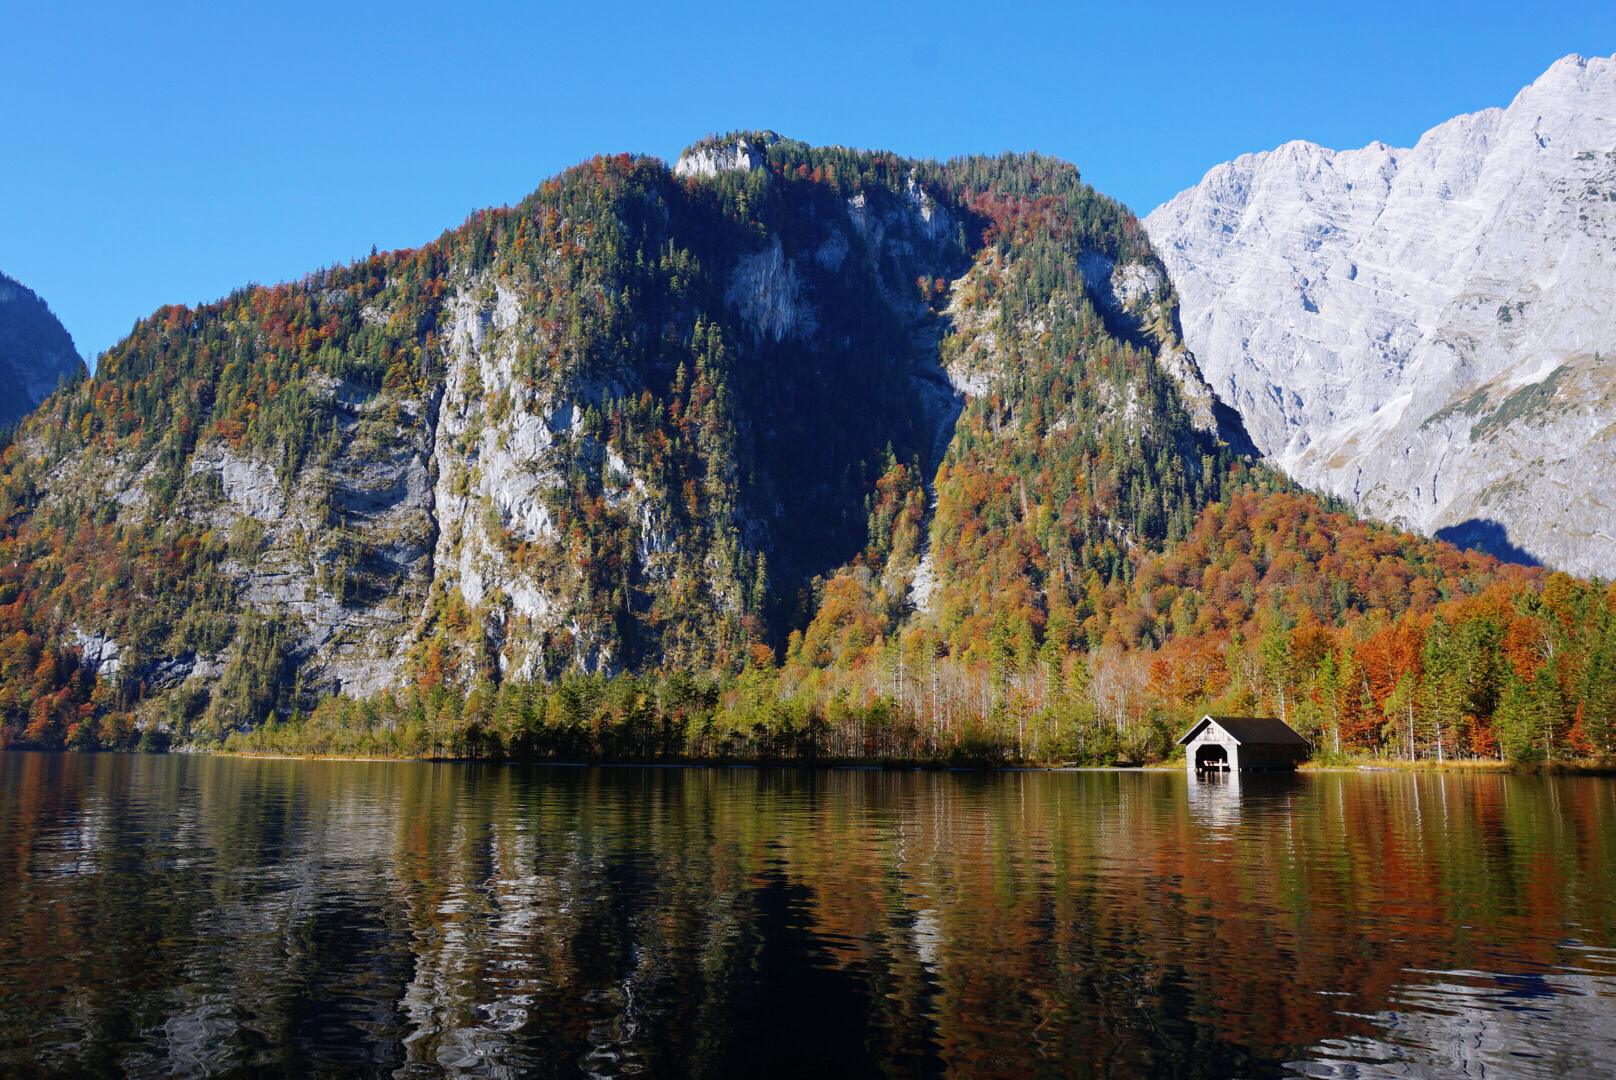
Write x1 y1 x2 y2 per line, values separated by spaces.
1145 53 1616 576
673 133 778 179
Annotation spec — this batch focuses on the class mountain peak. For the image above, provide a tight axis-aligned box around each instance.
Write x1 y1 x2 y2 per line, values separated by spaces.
1145 51 1616 577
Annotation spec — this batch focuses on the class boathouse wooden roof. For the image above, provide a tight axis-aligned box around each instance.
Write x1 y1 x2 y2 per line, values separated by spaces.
1176 715 1310 746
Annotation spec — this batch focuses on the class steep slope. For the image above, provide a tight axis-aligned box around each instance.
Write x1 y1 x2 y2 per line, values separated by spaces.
0 273 87 425
0 136 1237 747
788 164 1242 677
1145 53 1616 577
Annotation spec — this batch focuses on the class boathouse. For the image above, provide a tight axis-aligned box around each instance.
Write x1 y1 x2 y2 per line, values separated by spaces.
1178 715 1310 772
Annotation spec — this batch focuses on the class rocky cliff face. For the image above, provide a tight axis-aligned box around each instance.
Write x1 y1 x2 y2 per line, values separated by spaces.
0 272 87 425
1145 53 1616 576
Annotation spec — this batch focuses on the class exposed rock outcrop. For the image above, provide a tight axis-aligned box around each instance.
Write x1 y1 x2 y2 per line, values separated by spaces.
726 235 816 342
1145 53 1616 576
673 132 777 179
1078 249 1231 440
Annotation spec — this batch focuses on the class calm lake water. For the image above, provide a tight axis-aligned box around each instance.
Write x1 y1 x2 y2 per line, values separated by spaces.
1 754 1613 1079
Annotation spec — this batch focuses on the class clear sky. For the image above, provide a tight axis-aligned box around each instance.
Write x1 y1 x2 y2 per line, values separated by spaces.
4 0 1614 363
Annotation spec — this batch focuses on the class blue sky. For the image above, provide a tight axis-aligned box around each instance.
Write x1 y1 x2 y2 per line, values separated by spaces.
4 1 1614 363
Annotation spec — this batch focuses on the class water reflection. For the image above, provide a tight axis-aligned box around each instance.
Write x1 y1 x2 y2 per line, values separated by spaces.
1186 765 1245 830
0 754 1612 1078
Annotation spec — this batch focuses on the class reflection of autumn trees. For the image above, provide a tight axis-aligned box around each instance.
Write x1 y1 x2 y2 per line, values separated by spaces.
4 758 1614 1077
770 772 1616 1073
387 768 1616 1075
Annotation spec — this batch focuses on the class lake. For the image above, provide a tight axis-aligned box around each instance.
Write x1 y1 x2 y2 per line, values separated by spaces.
1 753 1613 1078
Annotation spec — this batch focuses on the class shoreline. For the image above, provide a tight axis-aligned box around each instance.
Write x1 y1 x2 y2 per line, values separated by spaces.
11 747 1611 775
201 751 1616 775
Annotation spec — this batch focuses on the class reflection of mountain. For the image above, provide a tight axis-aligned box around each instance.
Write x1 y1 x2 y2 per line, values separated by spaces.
1291 969 1616 1079
2 757 1614 1078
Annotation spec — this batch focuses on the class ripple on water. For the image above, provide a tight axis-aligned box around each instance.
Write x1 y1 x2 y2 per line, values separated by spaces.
1289 966 1616 1078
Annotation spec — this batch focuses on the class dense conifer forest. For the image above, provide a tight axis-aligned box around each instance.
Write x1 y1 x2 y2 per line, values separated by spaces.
1 134 1611 765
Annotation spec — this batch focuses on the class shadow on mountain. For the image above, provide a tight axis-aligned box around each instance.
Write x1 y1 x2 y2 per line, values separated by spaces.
1092 296 1262 461
1434 518 1543 567
1211 399 1261 459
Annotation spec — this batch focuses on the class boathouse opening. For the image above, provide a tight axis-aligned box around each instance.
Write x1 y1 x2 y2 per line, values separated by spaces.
1195 744 1230 773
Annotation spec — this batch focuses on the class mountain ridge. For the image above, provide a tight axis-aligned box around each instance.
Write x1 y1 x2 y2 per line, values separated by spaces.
1144 52 1616 577
0 272 87 426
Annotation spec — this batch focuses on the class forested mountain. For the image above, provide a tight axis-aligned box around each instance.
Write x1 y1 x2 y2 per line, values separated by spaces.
0 272 86 426
1145 53 1616 578
2 134 1610 764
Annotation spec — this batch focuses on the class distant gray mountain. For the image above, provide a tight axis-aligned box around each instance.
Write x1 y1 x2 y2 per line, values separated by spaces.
0 272 86 425
1145 54 1616 577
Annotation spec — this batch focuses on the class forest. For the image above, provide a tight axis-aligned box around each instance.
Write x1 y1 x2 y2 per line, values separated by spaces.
218 474 1616 767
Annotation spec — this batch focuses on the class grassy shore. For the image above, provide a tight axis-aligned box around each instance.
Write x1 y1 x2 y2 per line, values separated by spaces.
1304 756 1615 775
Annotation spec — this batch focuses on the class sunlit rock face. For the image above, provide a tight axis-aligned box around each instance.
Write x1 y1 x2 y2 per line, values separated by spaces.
673 133 776 179
0 272 86 424
1146 53 1616 576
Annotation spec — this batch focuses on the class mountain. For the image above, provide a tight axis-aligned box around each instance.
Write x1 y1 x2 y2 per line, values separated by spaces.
0 272 87 425
1144 53 1616 578
0 135 1245 743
